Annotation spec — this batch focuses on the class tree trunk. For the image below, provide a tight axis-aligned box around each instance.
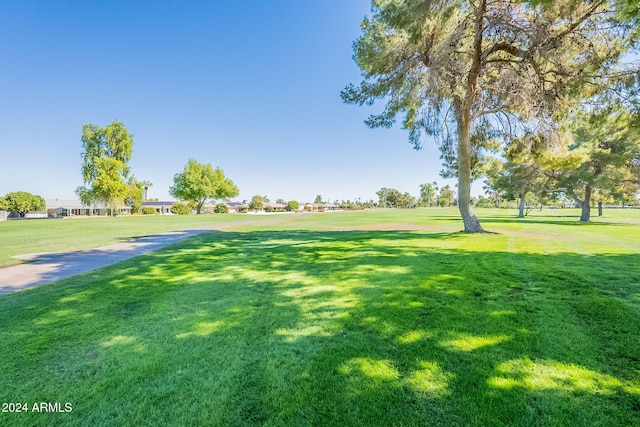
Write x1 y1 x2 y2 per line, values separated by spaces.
518 196 525 218
573 196 583 209
453 0 486 233
456 111 484 232
598 201 603 216
580 185 592 222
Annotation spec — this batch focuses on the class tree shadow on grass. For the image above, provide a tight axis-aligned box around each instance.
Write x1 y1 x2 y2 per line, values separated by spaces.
1 229 639 426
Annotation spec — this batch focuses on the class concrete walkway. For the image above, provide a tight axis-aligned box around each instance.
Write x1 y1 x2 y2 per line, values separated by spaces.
0 215 305 295
0 229 215 295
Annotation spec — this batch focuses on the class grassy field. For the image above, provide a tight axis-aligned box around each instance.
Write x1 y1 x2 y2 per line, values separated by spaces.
1 208 639 426
0 213 284 267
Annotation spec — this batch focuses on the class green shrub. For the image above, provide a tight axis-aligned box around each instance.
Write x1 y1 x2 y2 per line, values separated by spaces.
171 203 192 215
214 204 229 214
264 206 274 213
131 202 142 214
142 207 157 215
286 201 300 212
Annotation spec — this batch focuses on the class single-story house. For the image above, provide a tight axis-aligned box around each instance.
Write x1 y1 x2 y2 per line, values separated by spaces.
264 202 286 211
141 201 177 215
306 203 339 212
45 199 131 217
225 202 249 213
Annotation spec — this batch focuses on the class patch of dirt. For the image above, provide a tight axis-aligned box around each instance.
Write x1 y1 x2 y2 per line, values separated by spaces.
326 223 452 232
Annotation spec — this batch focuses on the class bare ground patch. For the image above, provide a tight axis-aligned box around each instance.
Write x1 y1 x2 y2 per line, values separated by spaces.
326 223 455 232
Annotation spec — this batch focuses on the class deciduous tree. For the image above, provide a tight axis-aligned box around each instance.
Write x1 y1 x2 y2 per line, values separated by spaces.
170 159 239 214
126 178 150 214
0 191 45 217
75 120 133 216
437 186 456 207
397 192 417 208
376 187 416 208
249 195 265 212
286 201 300 212
419 182 438 207
171 203 193 215
214 203 229 214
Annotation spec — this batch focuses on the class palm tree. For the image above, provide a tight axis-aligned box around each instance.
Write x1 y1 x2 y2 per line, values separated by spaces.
141 180 153 201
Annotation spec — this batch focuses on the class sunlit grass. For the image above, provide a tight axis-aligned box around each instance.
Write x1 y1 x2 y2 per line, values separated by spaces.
0 213 279 266
0 208 639 426
488 358 640 395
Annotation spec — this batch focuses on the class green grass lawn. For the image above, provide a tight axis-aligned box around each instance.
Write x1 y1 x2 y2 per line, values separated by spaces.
1 208 639 426
0 213 285 267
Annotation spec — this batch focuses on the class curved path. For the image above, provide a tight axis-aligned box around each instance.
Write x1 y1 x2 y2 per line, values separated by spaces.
0 215 302 295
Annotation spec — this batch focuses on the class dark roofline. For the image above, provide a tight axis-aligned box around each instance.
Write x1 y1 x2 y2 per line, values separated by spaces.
141 201 176 206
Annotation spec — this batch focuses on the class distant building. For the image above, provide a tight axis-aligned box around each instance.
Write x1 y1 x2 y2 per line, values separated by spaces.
307 203 339 212
225 202 249 213
45 199 131 217
264 202 286 211
141 201 176 215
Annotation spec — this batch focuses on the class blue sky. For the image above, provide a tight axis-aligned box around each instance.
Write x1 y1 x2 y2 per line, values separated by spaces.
0 0 463 204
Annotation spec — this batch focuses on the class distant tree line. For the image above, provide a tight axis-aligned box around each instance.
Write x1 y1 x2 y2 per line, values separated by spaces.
9 116 636 221
373 184 457 209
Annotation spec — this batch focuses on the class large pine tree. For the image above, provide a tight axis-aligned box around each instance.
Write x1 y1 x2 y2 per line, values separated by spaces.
342 0 638 231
